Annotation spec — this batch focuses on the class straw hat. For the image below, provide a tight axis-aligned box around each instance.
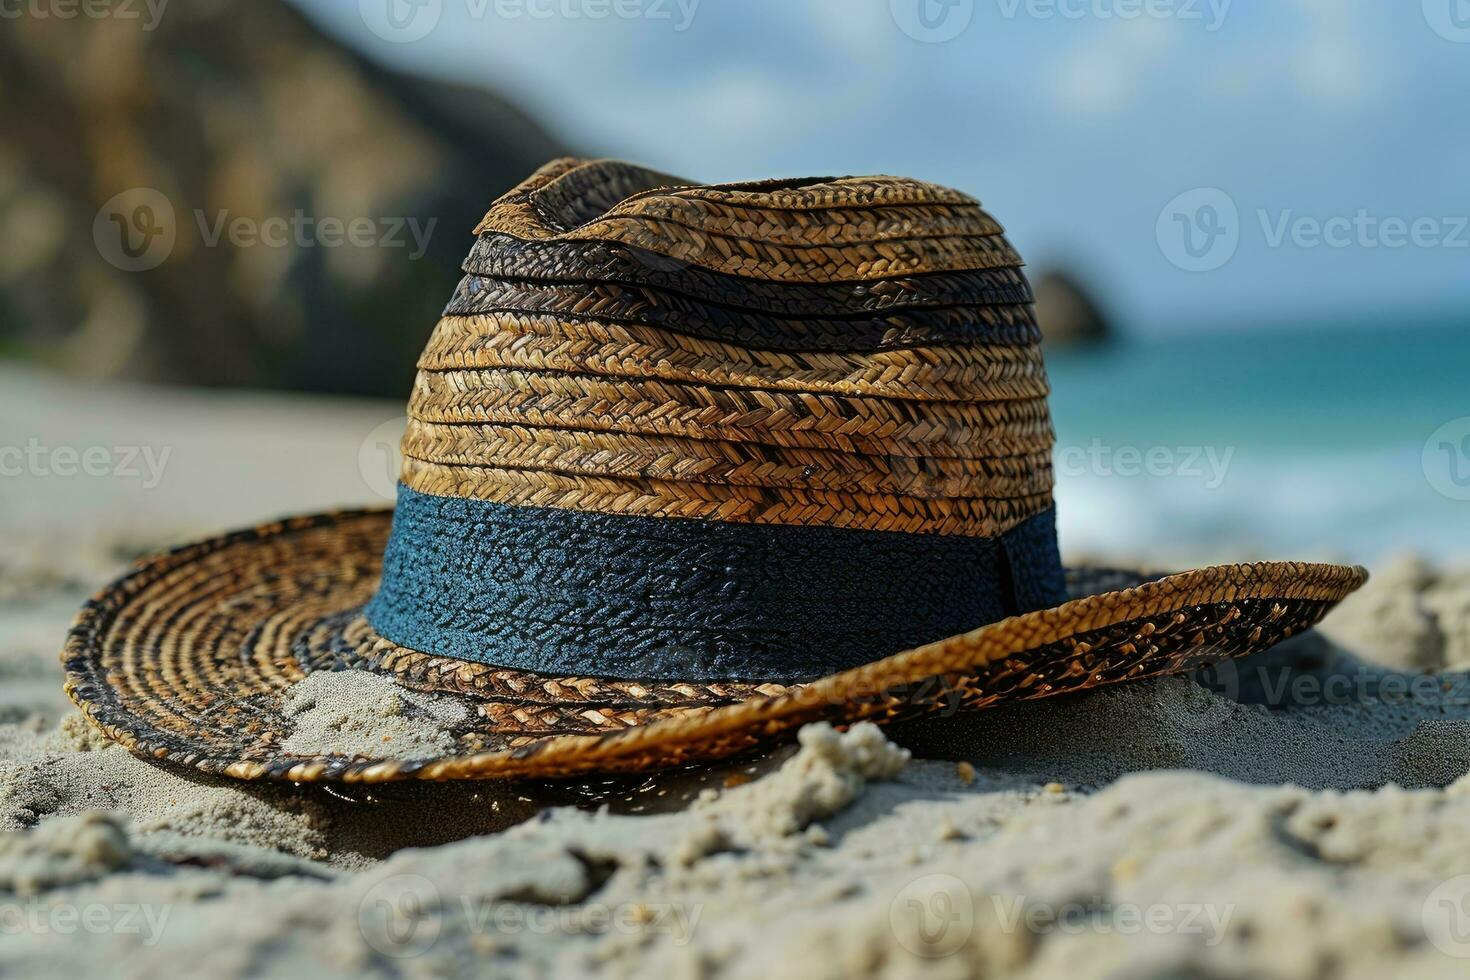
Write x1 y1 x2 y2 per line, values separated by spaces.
62 158 1366 782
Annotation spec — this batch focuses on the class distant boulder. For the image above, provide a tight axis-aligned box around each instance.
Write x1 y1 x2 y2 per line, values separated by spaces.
1032 269 1113 348
0 0 569 396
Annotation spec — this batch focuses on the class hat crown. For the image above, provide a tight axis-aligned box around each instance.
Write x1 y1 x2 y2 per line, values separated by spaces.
404 158 1055 535
368 159 1065 682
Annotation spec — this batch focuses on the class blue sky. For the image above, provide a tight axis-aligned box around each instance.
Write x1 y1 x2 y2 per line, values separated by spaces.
294 0 1470 337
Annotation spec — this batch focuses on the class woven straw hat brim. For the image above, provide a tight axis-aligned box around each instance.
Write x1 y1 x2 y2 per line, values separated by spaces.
61 510 1366 783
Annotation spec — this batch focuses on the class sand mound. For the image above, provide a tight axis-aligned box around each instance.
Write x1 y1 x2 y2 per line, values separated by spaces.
1318 555 1470 670
280 670 471 760
0 811 132 896
1 725 1469 978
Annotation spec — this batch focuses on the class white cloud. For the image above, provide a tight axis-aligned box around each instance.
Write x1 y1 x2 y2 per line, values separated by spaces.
1295 36 1370 106
1052 48 1132 114
1048 18 1179 116
800 0 892 59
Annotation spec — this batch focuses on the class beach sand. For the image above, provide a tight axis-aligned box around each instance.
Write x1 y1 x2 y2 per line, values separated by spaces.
3 366 1470 977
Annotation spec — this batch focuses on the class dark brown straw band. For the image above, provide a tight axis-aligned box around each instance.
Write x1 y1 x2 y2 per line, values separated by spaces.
444 276 1040 352
418 314 1051 402
461 236 1034 316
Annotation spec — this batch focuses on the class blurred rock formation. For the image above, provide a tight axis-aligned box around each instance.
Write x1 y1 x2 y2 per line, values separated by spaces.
1032 268 1113 348
0 0 567 395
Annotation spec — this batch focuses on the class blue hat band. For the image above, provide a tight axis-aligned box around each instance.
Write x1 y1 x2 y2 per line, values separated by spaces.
365 484 1066 683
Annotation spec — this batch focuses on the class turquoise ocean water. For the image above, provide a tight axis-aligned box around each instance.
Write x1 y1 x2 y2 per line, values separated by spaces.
1042 323 1470 567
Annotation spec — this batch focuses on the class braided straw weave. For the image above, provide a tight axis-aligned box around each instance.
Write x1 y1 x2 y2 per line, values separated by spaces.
412 158 1054 534
59 159 1370 781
